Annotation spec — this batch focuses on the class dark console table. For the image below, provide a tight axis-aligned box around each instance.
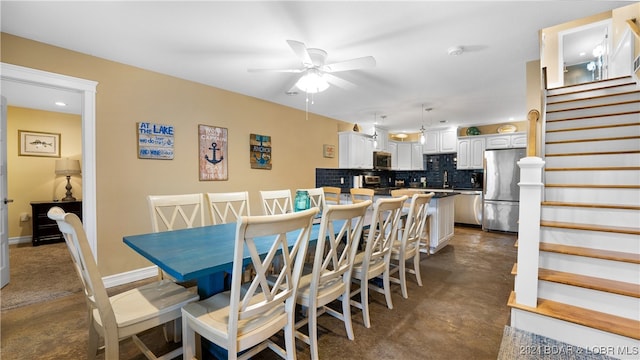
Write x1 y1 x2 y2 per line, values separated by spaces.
30 200 82 246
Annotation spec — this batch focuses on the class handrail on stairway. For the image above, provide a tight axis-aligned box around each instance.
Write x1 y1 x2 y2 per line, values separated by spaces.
626 18 640 39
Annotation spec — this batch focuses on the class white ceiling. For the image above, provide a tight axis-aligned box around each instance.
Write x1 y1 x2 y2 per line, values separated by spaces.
0 1 632 133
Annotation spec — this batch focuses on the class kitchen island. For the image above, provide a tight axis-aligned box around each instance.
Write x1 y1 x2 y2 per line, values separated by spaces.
419 190 458 254
377 188 458 254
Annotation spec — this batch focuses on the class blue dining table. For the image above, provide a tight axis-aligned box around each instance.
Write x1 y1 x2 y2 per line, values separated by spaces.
123 221 326 299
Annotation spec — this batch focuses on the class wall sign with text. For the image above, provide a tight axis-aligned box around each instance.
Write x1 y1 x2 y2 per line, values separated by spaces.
199 124 228 181
137 122 174 159
250 134 272 170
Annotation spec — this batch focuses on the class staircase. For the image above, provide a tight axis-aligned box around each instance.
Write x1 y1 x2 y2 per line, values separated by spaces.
508 76 640 358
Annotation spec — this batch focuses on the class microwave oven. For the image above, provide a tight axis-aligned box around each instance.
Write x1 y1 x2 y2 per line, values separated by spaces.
373 151 392 170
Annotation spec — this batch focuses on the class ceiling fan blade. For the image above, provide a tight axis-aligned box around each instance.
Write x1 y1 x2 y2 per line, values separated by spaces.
247 68 304 73
322 56 376 72
324 73 356 90
286 40 313 67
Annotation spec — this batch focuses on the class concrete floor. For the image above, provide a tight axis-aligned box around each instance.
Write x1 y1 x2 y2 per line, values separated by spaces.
1 226 517 360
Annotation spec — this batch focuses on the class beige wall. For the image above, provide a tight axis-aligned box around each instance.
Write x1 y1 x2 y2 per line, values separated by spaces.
7 107 82 238
1 33 348 276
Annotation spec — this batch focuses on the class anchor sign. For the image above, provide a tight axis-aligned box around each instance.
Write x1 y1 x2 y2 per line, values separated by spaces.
205 142 224 164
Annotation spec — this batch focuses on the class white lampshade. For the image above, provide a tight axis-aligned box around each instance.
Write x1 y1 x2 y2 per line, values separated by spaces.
55 158 81 176
295 69 329 94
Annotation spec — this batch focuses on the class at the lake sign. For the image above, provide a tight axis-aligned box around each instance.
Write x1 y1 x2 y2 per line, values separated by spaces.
137 122 175 160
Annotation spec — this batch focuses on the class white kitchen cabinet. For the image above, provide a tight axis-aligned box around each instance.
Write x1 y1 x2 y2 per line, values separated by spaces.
395 142 423 170
417 193 456 254
373 128 389 152
411 142 424 170
396 142 412 170
423 128 457 154
339 131 374 169
388 141 398 170
457 136 485 169
485 132 527 149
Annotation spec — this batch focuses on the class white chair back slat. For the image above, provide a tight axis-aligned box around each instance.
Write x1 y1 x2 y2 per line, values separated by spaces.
260 189 293 215
206 191 251 225
147 193 205 232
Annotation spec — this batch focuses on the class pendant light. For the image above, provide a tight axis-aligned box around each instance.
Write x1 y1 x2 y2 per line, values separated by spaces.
372 112 379 148
419 105 427 145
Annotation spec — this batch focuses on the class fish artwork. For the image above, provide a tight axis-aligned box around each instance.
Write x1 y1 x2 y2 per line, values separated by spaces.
29 139 53 148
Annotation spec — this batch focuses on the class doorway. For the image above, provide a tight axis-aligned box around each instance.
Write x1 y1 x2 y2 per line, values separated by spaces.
559 20 612 86
0 63 97 287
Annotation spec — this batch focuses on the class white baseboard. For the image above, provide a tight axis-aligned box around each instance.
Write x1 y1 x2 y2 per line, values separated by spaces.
9 236 157 289
9 236 31 246
101 266 158 288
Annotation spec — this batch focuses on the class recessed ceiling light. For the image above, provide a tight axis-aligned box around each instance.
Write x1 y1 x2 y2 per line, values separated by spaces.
579 52 586 57
54 101 67 107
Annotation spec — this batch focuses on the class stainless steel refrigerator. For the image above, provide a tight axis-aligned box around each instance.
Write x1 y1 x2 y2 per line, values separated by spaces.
482 148 526 232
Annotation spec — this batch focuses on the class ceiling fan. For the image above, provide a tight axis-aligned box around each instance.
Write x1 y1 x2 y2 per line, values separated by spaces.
248 40 376 94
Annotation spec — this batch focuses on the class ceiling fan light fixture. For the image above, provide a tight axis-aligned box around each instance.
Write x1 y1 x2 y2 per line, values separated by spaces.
295 69 329 93
447 46 464 56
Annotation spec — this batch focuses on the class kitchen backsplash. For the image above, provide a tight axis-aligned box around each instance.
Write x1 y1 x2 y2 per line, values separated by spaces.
316 153 482 191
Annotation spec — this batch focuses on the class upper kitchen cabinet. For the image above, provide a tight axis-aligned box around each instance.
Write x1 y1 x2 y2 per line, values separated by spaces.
339 131 374 169
457 136 485 169
373 127 389 152
423 128 457 154
388 141 398 170
395 141 424 170
485 132 527 149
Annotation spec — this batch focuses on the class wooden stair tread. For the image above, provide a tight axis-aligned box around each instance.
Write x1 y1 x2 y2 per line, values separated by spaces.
538 268 640 298
542 201 640 211
540 220 640 236
507 291 640 340
545 184 640 189
546 135 640 144
546 122 639 134
547 77 635 96
546 99 640 114
511 263 517 275
546 150 640 157
547 89 640 106
546 167 640 172
545 110 640 123
539 243 640 264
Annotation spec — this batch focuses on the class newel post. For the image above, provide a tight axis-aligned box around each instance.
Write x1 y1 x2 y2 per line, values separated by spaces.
516 156 545 307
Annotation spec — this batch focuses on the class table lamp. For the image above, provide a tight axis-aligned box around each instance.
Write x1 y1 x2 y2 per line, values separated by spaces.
55 158 81 201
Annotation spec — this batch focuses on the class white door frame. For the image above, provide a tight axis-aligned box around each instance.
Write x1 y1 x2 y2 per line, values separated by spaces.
557 19 612 87
1 96 9 288
0 63 98 259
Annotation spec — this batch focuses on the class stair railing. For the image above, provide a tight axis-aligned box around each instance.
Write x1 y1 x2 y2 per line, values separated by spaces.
515 156 545 307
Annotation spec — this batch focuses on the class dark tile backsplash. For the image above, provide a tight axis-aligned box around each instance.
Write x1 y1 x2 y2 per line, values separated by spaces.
316 153 483 191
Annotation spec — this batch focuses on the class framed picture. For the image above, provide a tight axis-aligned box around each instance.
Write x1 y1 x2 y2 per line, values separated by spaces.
198 124 228 181
250 134 272 170
323 144 336 158
18 130 61 157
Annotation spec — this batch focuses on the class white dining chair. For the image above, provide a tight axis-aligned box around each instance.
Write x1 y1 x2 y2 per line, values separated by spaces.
147 193 206 232
147 193 206 282
260 189 293 215
47 207 199 360
181 208 318 360
297 187 325 211
206 191 251 225
389 192 434 298
322 186 342 205
294 200 371 360
350 196 406 328
350 188 374 205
